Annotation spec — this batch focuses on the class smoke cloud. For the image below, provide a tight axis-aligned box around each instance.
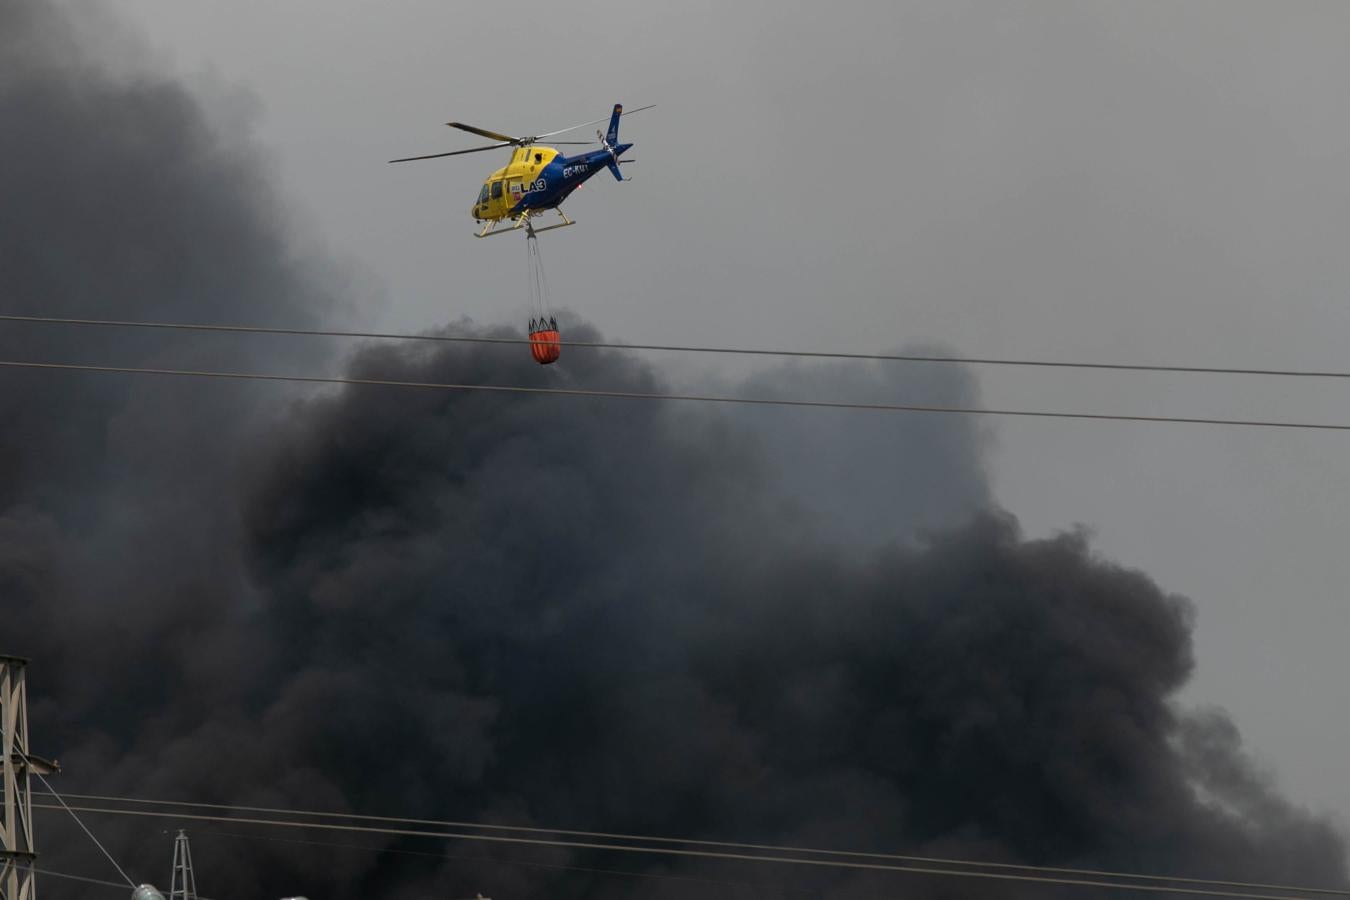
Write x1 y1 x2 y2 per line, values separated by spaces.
1 2 1343 899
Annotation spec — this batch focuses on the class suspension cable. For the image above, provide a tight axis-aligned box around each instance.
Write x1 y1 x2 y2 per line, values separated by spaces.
524 231 552 329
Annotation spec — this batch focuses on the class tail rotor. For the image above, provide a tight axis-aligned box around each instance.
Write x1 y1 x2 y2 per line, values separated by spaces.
597 128 629 182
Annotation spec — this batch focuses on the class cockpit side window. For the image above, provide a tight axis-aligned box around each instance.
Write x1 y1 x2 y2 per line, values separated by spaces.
490 180 503 199
478 184 490 204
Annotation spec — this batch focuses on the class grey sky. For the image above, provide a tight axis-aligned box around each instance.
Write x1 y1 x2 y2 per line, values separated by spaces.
84 0 1350 826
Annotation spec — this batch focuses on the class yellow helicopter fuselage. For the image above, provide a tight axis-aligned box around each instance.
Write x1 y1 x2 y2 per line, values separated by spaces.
471 146 562 222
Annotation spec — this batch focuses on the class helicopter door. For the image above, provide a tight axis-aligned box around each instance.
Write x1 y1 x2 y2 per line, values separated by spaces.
489 178 504 213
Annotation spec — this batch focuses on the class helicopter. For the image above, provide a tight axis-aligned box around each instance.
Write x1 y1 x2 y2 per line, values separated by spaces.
389 102 653 237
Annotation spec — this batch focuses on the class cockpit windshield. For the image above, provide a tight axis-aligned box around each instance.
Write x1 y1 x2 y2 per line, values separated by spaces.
478 184 490 204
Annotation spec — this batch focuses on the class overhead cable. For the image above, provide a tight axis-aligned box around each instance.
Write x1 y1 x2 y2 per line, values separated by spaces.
3 313 1349 380
189 828 810 896
2 359 1349 432
33 869 137 891
28 770 136 888
29 803 1347 900
35 867 217 900
41 791 1345 899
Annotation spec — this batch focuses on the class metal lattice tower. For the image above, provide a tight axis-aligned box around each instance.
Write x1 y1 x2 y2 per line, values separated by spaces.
2 656 57 900
168 830 196 900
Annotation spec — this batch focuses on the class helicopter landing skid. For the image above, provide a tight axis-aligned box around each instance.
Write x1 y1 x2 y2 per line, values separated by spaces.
474 209 574 239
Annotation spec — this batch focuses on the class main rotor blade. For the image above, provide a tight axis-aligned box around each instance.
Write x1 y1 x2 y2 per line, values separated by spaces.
446 122 518 143
534 104 656 139
388 142 512 163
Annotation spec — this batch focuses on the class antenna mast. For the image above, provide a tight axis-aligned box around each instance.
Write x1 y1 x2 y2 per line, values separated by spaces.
168 830 197 900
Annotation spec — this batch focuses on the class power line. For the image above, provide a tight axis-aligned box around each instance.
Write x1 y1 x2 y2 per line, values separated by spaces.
3 358 1349 432
189 828 819 897
32 830 800 900
35 791 1349 898
33 868 135 891
35 867 217 900
29 770 136 888
30 803 1347 900
4 313 1350 381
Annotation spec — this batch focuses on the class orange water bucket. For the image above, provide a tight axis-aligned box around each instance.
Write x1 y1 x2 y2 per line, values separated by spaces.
528 324 561 365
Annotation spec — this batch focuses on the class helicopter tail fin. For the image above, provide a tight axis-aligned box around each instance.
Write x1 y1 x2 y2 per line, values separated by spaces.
604 104 634 180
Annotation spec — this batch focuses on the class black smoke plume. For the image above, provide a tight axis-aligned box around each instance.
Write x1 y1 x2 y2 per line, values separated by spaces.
1 2 1343 899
